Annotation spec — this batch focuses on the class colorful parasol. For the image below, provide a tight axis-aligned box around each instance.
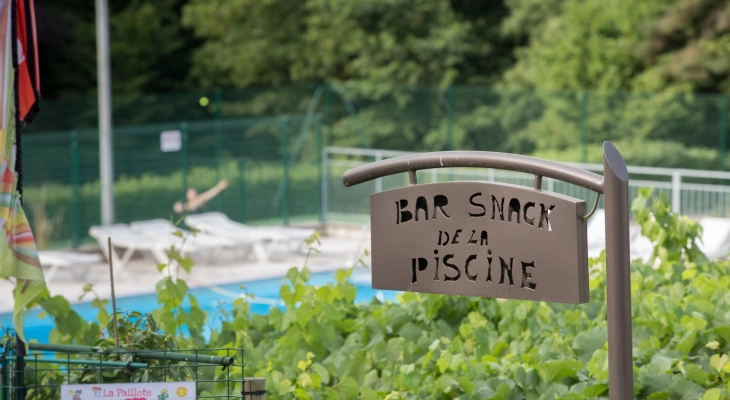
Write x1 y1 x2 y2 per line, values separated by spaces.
0 0 43 343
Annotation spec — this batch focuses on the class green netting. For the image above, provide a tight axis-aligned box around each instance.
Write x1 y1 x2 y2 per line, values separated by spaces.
20 84 730 248
22 114 320 249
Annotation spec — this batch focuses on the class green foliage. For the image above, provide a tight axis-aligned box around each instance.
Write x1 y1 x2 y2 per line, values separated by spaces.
181 0 508 88
533 139 727 170
503 0 674 91
634 0 730 93
632 188 705 269
221 195 730 399
39 0 198 98
20 194 730 398
496 0 730 154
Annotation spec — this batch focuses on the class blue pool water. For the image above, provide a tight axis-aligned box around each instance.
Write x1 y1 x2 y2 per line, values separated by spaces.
0 270 398 343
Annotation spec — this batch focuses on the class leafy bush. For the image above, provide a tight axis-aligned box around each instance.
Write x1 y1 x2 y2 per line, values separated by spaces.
23 187 730 399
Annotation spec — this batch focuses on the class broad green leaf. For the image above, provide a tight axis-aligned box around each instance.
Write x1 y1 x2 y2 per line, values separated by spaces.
278 379 294 395
437 351 453 373
398 322 422 342
335 376 359 398
298 372 313 389
711 354 728 373
572 326 607 363
677 329 699 355
180 256 194 273
715 327 730 344
294 388 311 400
587 350 608 382
537 359 583 382
436 374 457 393
311 363 330 384
360 387 378 400
686 364 711 386
701 388 723 400
667 379 705 400
457 376 474 394
491 383 511 400
581 384 608 397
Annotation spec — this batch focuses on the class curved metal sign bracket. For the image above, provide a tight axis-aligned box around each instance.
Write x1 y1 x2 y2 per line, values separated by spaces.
344 150 605 193
343 141 632 399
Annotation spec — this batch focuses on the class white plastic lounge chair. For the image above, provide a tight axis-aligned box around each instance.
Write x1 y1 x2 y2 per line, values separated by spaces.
129 219 243 261
185 212 314 257
586 209 643 259
89 224 171 276
630 231 654 263
698 216 730 259
38 251 104 283
586 209 606 258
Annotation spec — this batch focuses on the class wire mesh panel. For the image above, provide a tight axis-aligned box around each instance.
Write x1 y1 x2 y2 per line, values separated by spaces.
0 337 248 400
17 84 730 249
21 114 320 249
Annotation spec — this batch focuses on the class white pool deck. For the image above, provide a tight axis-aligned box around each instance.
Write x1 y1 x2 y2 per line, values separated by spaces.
0 223 372 315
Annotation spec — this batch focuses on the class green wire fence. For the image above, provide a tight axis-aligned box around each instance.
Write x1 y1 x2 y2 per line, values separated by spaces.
0 334 254 400
21 84 730 249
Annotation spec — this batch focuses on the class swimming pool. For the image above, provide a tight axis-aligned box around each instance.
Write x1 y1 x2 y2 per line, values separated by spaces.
0 270 398 343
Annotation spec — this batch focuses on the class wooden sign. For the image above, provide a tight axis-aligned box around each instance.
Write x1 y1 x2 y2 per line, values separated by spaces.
370 181 589 303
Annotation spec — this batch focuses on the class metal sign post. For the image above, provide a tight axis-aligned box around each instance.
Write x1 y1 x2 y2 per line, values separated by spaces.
343 142 632 398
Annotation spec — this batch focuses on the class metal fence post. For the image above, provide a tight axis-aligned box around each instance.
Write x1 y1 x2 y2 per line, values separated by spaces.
282 116 290 226
96 0 114 226
603 142 633 400
321 148 328 223
12 337 25 400
1 342 8 400
180 123 188 203
214 89 223 211
237 158 245 223
672 170 681 214
316 114 323 222
446 86 454 151
70 131 81 248
581 91 589 163
325 85 333 146
720 95 727 172
375 152 383 193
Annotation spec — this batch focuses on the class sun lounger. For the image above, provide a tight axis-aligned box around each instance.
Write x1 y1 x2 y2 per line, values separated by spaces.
129 219 248 261
185 212 314 257
630 231 654 263
698 216 730 259
89 224 171 276
586 209 606 258
38 251 104 283
586 209 644 259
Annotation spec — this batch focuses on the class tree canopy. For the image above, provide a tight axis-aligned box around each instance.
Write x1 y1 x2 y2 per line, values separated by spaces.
38 0 730 97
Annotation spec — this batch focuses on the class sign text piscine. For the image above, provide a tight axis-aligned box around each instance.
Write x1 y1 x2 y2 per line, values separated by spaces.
370 181 589 303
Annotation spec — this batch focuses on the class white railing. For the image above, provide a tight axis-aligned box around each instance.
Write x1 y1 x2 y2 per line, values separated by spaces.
322 147 730 220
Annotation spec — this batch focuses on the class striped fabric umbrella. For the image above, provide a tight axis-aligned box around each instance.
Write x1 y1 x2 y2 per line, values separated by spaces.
0 0 43 344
